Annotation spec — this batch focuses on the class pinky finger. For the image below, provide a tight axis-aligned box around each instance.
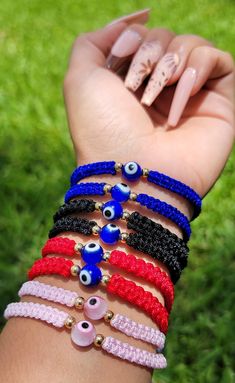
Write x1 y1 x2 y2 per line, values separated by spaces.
168 46 235 127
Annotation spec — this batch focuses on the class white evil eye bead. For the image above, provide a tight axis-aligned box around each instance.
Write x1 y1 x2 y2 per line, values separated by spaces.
84 296 108 320
71 320 96 347
122 161 142 181
99 224 120 245
79 265 102 286
111 183 131 202
81 242 104 264
102 200 123 221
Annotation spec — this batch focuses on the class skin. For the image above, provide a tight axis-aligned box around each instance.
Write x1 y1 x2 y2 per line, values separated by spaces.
0 20 234 383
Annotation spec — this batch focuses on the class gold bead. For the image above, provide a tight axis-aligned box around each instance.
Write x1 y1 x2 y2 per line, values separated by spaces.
64 315 76 329
74 243 83 253
95 202 103 211
122 211 130 221
103 252 110 261
92 225 101 235
74 296 85 309
120 232 129 242
103 184 112 193
101 275 110 285
114 162 122 172
71 265 80 276
129 192 137 201
94 334 105 347
142 168 149 177
104 310 114 322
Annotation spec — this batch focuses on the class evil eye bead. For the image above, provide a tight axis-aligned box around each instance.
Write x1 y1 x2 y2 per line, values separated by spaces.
79 265 102 286
84 296 108 320
102 200 123 221
111 183 131 202
122 161 142 181
81 242 104 264
71 320 96 347
99 224 120 245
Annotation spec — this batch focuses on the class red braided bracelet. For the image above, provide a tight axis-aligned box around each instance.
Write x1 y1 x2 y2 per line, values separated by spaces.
28 256 169 333
42 237 174 312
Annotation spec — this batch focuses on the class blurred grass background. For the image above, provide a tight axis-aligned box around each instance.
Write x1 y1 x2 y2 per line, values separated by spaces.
0 0 234 382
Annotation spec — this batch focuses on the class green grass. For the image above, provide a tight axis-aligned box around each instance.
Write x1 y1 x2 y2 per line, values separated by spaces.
0 1 234 382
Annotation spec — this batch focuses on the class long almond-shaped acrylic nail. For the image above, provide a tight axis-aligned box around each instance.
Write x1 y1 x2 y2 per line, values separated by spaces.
168 67 197 127
106 29 143 70
141 53 180 106
107 8 150 26
125 41 162 91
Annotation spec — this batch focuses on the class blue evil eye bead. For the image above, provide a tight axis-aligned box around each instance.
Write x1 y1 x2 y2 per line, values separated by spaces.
111 183 131 202
81 242 104 264
99 224 120 245
79 264 102 286
122 161 142 181
102 200 123 221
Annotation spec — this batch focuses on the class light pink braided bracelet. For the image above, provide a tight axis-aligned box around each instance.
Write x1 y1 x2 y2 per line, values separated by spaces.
4 301 167 369
19 281 166 350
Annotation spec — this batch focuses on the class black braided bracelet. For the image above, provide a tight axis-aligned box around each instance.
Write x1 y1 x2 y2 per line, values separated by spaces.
126 233 182 284
53 199 188 267
49 215 184 283
53 199 96 222
49 216 97 238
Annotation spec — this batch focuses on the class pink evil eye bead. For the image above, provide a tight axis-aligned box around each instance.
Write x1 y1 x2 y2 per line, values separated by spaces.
84 296 108 320
71 320 96 347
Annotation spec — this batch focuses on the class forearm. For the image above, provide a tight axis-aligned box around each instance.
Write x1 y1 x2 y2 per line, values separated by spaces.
0 167 190 383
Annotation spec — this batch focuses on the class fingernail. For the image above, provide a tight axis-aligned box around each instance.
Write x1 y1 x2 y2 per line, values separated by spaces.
125 41 162 91
141 53 180 106
111 29 142 57
168 67 197 127
106 29 143 70
107 8 150 26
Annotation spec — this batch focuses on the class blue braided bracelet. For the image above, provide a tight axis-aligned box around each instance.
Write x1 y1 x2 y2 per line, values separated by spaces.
65 182 191 241
70 161 202 220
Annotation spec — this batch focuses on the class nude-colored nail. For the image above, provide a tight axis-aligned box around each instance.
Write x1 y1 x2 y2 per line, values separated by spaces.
107 8 150 26
106 29 143 70
168 67 197 127
111 29 142 57
125 41 162 91
141 53 180 106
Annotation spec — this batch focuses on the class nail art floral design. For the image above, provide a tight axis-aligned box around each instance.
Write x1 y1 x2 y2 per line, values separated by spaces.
125 41 162 91
141 53 180 106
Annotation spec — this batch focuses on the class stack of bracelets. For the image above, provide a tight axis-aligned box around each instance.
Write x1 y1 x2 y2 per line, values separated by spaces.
4 161 202 370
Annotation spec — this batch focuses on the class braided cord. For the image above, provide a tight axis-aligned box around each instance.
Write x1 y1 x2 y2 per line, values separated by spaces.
4 302 68 328
65 183 105 203
136 193 191 241
126 233 182 284
102 336 167 369
48 216 97 238
54 199 96 222
108 274 169 333
28 257 73 280
19 281 77 307
42 237 77 257
147 170 201 219
70 161 116 185
109 250 174 313
111 314 165 350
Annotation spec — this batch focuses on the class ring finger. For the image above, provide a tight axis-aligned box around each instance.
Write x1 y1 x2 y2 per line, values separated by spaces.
141 34 213 106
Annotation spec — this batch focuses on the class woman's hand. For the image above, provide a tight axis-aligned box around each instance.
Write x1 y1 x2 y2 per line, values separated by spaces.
63 15 234 197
